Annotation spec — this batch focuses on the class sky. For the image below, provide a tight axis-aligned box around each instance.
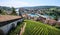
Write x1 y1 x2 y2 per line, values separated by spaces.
0 0 60 8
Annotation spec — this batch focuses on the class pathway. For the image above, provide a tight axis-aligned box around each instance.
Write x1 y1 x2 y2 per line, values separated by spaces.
20 23 26 35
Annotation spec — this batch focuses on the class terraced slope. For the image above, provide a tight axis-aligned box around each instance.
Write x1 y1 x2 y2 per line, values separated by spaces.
23 20 60 35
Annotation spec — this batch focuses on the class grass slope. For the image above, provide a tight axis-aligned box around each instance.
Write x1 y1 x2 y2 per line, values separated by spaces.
23 20 60 35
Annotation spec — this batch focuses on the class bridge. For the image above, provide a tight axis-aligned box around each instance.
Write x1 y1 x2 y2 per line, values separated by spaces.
0 15 24 35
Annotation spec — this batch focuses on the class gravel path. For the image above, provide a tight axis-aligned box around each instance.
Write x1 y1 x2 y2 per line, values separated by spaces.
20 23 26 35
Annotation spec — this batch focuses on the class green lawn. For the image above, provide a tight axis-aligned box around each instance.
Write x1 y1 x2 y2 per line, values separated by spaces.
23 20 60 35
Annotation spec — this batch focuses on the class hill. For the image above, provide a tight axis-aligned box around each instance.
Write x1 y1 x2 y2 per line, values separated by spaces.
0 6 12 11
20 6 60 9
23 20 60 35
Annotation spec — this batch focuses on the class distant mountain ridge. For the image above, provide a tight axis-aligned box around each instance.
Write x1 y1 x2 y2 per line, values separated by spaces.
0 6 60 10
0 6 12 11
19 6 60 9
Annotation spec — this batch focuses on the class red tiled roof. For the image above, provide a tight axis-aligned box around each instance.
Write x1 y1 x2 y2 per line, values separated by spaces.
0 15 21 22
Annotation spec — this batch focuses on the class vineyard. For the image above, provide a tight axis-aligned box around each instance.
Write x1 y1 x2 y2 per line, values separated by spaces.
23 20 60 35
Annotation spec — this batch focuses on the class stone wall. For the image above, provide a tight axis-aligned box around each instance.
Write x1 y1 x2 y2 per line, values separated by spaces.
0 18 23 35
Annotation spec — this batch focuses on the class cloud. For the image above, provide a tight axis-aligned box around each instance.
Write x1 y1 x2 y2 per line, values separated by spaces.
0 0 60 7
0 0 33 7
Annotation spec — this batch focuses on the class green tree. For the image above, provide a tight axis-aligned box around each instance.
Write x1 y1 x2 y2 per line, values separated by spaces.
11 7 17 15
0 9 7 15
0 9 2 14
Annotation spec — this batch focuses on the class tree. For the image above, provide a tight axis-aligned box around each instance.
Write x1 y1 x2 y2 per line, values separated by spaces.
0 9 7 15
11 7 17 15
0 9 2 14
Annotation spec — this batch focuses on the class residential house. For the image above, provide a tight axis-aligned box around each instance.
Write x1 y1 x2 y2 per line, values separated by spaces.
37 14 56 26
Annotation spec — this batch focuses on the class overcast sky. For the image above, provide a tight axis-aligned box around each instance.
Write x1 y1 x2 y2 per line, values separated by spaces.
0 0 60 8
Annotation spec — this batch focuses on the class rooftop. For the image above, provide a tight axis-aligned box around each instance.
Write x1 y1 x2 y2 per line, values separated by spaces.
0 15 21 22
0 15 22 27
